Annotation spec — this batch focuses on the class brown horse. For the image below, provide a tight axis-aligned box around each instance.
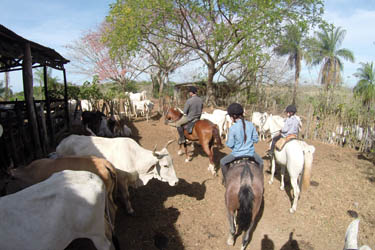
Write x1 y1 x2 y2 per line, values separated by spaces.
164 107 222 175
225 159 264 250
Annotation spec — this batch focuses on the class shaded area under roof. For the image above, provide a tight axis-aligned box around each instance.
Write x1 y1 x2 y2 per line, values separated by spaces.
0 24 70 72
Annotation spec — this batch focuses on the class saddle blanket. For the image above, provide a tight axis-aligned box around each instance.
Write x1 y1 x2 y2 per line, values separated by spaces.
183 119 199 134
276 134 297 151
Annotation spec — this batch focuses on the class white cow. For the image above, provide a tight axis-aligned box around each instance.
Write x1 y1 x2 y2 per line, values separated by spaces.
251 112 269 141
0 170 117 250
56 135 178 209
212 109 233 140
81 99 93 111
201 109 233 140
132 99 154 121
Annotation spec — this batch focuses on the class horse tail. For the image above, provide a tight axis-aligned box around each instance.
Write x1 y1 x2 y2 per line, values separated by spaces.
301 144 315 191
237 164 254 233
212 124 223 148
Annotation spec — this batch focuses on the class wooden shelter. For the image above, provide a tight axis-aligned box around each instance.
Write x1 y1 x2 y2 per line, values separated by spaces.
0 24 70 169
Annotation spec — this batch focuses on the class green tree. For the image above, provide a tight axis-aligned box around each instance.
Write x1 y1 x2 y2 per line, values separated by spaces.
105 0 325 105
353 62 375 111
307 26 355 90
274 24 308 105
34 68 62 99
0 80 5 100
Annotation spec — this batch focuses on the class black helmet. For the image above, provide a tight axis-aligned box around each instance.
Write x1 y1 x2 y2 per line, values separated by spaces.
227 103 244 116
285 104 297 113
188 86 198 94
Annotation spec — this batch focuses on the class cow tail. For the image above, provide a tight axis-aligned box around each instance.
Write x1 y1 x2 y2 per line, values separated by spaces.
213 124 223 148
104 164 118 233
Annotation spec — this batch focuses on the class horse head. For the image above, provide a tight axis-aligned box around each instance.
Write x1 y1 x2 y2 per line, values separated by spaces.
164 107 183 125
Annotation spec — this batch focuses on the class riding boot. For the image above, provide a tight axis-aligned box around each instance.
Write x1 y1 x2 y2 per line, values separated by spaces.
221 164 228 186
177 127 186 144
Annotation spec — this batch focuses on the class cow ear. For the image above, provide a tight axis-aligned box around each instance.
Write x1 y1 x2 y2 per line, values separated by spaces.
152 145 160 157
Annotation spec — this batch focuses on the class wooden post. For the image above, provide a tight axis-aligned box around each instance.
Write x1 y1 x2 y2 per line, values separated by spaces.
62 68 71 130
22 42 43 158
43 65 54 147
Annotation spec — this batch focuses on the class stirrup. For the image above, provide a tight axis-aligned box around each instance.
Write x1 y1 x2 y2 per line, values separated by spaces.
265 149 273 157
178 138 186 145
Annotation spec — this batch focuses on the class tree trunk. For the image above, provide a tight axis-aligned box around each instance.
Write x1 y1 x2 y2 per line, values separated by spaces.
157 71 165 112
292 54 301 105
205 64 217 106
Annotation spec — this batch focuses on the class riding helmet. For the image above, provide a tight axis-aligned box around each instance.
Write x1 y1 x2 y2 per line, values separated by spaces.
227 103 244 116
188 86 198 94
285 104 297 113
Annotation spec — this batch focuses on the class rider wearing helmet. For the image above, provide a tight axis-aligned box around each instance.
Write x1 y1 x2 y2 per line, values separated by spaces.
266 104 300 157
175 86 203 144
220 103 263 185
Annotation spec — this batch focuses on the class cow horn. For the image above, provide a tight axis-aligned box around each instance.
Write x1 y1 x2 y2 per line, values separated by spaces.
164 139 175 149
152 144 159 157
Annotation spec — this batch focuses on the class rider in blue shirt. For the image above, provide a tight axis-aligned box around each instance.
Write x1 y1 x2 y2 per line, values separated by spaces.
220 103 263 185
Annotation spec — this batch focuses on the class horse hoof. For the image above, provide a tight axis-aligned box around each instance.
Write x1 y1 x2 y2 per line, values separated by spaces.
268 180 273 185
226 235 234 246
178 150 184 156
280 186 285 191
289 208 296 213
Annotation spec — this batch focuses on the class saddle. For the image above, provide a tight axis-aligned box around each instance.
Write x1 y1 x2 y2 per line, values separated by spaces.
228 156 256 168
275 134 297 151
183 118 199 134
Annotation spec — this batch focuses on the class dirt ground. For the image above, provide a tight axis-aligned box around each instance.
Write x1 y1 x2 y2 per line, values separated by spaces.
67 109 374 250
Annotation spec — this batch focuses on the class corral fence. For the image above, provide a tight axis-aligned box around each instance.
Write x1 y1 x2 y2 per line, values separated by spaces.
172 82 375 154
0 99 68 171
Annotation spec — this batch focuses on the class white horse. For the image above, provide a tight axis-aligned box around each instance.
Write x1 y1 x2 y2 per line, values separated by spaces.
265 115 315 213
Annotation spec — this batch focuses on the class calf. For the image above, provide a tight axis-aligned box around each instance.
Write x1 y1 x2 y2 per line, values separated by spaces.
82 111 114 137
132 99 154 121
107 115 132 137
9 156 122 223
0 170 118 250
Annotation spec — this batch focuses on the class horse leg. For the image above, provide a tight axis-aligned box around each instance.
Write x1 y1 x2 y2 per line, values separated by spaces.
289 176 300 213
268 157 276 185
184 143 192 162
280 165 286 191
202 141 215 175
178 144 184 156
241 221 254 250
226 211 236 246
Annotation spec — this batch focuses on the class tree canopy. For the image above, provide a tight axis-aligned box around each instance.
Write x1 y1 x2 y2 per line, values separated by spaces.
104 0 325 105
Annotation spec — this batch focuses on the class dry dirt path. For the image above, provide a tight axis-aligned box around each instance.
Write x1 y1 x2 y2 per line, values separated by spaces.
68 116 374 250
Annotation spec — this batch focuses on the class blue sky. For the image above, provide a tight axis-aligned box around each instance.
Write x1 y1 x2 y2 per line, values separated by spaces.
1 0 375 92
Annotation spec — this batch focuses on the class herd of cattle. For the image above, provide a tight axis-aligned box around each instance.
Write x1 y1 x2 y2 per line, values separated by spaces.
0 98 372 249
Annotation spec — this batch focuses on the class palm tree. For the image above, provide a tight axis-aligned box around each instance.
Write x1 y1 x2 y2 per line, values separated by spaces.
307 26 355 90
353 62 375 110
274 24 306 105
